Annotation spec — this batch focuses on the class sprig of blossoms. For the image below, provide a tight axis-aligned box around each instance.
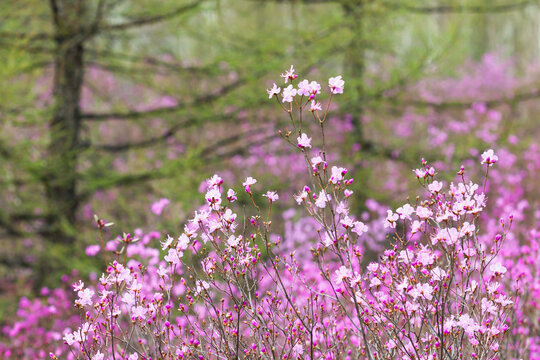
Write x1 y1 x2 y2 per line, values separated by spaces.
41 67 526 360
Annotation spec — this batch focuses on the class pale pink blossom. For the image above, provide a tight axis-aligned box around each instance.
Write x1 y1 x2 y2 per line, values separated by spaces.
177 234 190 250
416 206 432 219
413 168 427 178
315 190 331 208
329 166 347 184
280 65 297 83
266 83 280 98
206 174 223 189
352 221 368 236
226 188 237 202
297 133 312 148
263 191 279 202
335 266 353 284
92 351 104 360
384 210 399 229
328 75 344 94
161 235 174 250
396 203 415 219
131 306 147 320
481 149 498 166
294 189 308 205
310 100 322 111
369 277 382 288
428 180 443 193
243 177 257 194
281 84 297 103
490 262 507 276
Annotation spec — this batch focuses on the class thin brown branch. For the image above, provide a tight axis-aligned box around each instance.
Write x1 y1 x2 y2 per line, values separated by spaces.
94 123 184 152
79 171 161 201
93 109 244 152
250 0 537 13
388 88 540 110
49 0 61 27
0 31 53 42
98 1 202 32
81 78 245 121
85 49 219 76
381 0 537 14
200 127 273 159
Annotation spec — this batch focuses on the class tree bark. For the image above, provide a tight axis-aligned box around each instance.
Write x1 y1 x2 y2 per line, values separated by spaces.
341 0 365 140
45 1 85 243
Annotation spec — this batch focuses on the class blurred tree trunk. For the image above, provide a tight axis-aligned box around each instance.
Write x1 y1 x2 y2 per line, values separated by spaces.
46 0 86 244
470 1 490 60
341 0 365 141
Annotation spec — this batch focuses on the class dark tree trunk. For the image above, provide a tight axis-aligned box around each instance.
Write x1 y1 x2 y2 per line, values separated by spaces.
341 0 370 215
45 1 85 244
341 0 365 140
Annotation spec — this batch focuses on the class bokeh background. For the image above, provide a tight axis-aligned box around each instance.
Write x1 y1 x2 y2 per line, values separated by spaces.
1 0 539 328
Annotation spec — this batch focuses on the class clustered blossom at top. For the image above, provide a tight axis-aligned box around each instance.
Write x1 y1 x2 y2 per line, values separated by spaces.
267 65 344 105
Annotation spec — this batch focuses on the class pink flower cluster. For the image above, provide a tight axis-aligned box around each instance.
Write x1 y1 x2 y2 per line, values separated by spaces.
2 66 538 360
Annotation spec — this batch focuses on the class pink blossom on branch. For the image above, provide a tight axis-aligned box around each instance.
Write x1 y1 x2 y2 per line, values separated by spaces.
262 191 279 202
297 133 312 148
15 65 537 360
281 84 297 103
328 75 345 94
266 83 281 99
481 148 499 166
242 176 257 194
280 64 297 83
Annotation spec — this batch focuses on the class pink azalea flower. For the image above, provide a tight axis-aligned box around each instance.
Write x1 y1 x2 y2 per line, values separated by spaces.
428 180 443 193
131 305 147 320
297 133 312 148
206 174 223 189
310 100 322 111
263 191 279 202
315 190 331 208
352 221 368 236
205 188 222 206
226 188 237 202
297 79 311 97
340 216 354 229
266 83 281 98
311 155 325 169
384 210 399 229
92 352 104 360
335 266 353 284
160 235 174 250
413 168 427 178
328 75 345 94
243 177 257 194
281 84 297 103
294 189 308 205
177 234 190 250
329 166 347 184
396 203 415 219
369 277 381 287
75 288 94 307
416 206 432 219
280 65 297 83
481 149 498 166
151 198 170 215
490 262 507 276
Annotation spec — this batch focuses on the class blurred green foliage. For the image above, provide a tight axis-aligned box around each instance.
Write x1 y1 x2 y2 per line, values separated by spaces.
0 0 538 301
